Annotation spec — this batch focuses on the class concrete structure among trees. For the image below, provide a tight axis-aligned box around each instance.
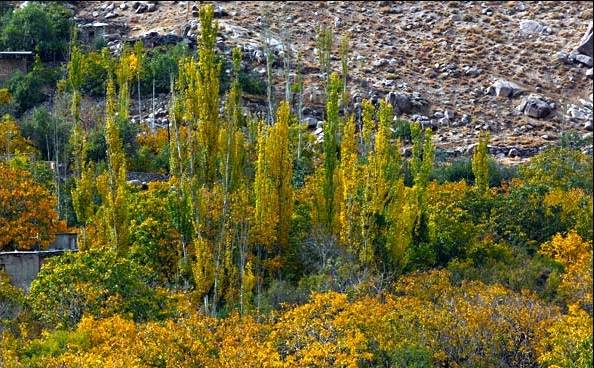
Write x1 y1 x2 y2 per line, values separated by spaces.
0 233 77 291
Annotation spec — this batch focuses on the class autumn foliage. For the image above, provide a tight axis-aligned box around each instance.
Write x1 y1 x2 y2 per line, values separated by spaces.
0 3 592 368
0 163 63 250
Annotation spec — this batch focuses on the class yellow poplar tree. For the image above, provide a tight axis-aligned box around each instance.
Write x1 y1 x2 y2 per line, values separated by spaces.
254 102 293 266
98 77 130 254
338 115 360 248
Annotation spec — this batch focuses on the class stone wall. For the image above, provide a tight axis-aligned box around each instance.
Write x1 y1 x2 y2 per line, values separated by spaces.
0 58 28 82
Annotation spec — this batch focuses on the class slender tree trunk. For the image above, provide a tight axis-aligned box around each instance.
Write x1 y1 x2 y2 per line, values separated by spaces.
53 114 61 219
152 77 156 131
266 48 274 124
297 88 303 161
138 76 142 124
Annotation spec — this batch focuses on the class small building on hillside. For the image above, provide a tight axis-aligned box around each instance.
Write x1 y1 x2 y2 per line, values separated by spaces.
0 51 33 82
77 21 128 45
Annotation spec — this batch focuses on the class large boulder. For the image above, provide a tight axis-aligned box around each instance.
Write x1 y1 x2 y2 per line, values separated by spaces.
488 79 523 98
516 95 554 119
386 92 412 114
520 20 545 34
576 54 593 67
576 22 593 58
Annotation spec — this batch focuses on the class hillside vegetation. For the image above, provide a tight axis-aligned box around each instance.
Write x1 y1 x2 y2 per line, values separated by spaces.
0 3 592 367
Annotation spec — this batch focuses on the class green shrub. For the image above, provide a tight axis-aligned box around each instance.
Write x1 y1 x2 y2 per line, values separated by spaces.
520 147 593 192
142 44 190 94
431 157 517 187
4 61 61 114
79 51 109 97
29 249 167 329
239 70 266 95
393 118 412 141
0 271 25 332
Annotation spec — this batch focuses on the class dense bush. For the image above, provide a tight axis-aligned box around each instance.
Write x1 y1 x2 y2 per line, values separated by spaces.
0 3 72 61
0 271 25 333
28 249 168 329
3 60 61 115
9 271 589 368
431 157 517 186
128 182 183 286
141 44 191 95
520 146 593 192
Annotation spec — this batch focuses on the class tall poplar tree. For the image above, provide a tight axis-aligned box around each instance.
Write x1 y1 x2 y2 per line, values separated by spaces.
322 72 342 232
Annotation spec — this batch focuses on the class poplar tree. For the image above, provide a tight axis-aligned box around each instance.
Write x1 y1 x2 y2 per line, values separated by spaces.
101 77 130 254
196 4 221 185
472 131 490 193
360 99 374 157
410 122 434 246
115 46 136 121
322 72 342 233
134 41 145 126
339 34 350 108
67 31 96 248
294 51 304 161
316 25 333 89
338 115 360 249
254 102 293 259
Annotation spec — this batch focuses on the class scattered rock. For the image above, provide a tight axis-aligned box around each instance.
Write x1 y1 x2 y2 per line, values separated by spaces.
147 3 157 12
105 12 117 19
461 114 472 125
213 5 229 18
587 68 593 78
372 59 388 68
555 51 571 64
585 121 593 131
575 54 593 67
464 66 482 77
135 3 147 13
482 7 493 16
568 105 589 121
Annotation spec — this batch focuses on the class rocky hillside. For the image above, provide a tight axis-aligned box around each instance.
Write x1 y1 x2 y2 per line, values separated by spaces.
73 1 593 162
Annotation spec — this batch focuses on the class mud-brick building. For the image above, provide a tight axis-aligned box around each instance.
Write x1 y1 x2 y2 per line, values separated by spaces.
0 51 33 82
